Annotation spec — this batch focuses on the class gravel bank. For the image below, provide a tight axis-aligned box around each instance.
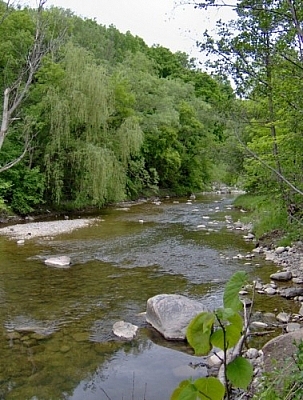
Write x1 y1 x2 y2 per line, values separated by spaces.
0 218 99 240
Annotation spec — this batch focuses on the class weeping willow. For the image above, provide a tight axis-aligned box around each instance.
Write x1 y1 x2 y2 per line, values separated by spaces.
43 43 143 206
71 144 125 206
114 116 143 166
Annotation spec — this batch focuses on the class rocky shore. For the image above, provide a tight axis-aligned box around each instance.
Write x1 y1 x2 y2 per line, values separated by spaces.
0 217 100 241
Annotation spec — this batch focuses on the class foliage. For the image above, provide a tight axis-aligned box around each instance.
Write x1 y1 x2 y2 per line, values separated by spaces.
188 0 303 225
171 271 253 400
0 1 234 214
232 193 303 245
0 165 45 214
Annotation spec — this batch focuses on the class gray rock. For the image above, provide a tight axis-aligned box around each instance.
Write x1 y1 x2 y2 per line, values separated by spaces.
146 294 208 340
276 312 290 323
112 321 138 340
286 323 302 332
243 233 255 240
275 246 287 254
270 271 292 281
44 256 71 268
246 348 260 359
263 329 303 374
264 287 276 295
282 287 303 298
264 251 276 261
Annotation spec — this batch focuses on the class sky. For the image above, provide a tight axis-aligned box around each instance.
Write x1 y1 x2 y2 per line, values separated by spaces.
24 0 236 66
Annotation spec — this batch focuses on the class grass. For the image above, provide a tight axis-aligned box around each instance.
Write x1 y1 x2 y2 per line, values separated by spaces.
232 193 303 246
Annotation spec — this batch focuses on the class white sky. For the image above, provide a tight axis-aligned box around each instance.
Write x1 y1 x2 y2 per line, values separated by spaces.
24 0 236 65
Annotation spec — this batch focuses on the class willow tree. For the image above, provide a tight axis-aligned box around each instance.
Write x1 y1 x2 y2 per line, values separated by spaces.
38 43 143 206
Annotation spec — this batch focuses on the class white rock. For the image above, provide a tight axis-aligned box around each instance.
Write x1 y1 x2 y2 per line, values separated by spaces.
208 351 225 367
275 246 286 254
112 321 138 340
251 321 268 329
246 348 260 359
264 287 276 295
44 256 71 268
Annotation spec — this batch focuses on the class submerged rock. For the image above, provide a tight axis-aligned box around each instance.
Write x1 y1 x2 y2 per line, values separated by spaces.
44 256 71 268
146 294 208 340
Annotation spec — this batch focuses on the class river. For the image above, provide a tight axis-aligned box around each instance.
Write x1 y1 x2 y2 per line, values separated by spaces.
0 193 296 400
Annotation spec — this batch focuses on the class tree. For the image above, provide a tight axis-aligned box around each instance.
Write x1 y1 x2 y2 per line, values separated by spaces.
180 0 303 210
0 0 66 173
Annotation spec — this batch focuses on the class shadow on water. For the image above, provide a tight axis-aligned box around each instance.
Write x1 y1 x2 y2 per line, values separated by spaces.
0 193 298 399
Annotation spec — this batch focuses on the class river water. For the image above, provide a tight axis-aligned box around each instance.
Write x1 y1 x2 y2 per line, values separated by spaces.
0 193 297 400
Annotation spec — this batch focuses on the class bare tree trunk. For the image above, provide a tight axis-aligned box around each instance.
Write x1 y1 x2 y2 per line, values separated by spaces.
0 0 65 172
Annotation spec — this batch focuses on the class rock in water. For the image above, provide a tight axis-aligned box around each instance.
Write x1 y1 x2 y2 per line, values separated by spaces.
146 294 208 340
112 321 138 340
44 256 71 268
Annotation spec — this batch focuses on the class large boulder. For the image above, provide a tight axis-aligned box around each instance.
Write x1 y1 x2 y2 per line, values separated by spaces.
146 294 208 340
263 329 303 374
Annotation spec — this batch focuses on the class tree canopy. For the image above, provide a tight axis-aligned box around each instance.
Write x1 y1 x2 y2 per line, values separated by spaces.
0 0 233 214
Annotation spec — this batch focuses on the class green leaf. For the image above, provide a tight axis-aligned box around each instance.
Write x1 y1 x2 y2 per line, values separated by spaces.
226 356 254 389
223 271 247 311
210 324 242 350
227 311 243 332
215 307 236 321
194 377 225 400
186 312 215 356
170 380 198 400
211 308 243 350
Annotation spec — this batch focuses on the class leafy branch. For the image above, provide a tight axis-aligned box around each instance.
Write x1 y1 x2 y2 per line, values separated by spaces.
171 271 254 400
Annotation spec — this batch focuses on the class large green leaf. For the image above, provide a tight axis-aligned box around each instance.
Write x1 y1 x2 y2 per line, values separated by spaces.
210 324 242 350
170 380 197 400
186 312 215 356
226 356 254 389
223 271 248 311
226 311 243 332
194 377 225 400
215 308 243 331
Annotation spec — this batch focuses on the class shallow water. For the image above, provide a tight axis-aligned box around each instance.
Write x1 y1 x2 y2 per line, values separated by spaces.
0 194 298 399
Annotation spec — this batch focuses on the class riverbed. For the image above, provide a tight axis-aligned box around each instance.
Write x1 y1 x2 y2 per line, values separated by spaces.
0 193 297 400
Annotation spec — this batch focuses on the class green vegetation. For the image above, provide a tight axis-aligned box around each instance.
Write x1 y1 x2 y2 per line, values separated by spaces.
233 194 303 246
171 271 253 400
1 0 303 244
0 0 233 215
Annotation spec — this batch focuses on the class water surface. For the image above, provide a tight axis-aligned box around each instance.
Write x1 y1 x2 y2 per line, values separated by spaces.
0 194 297 399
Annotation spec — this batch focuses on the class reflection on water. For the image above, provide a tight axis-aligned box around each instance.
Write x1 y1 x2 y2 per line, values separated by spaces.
0 194 298 399
70 342 206 400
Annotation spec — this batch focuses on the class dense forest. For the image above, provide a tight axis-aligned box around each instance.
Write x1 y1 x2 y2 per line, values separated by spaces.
1 0 303 241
